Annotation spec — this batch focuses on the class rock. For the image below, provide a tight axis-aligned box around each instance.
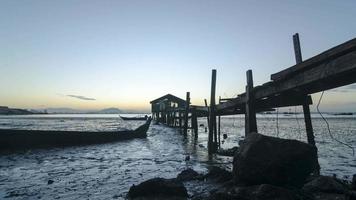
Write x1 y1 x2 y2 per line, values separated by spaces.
185 155 190 161
230 184 298 200
303 176 348 194
177 168 200 181
128 178 188 198
352 174 356 190
223 134 228 139
233 133 318 187
217 147 239 157
47 180 54 185
205 167 232 183
312 192 346 200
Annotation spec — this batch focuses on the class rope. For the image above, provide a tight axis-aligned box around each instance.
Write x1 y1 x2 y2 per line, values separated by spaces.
317 91 355 156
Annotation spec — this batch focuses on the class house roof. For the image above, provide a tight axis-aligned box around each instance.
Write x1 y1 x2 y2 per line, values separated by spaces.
150 94 186 105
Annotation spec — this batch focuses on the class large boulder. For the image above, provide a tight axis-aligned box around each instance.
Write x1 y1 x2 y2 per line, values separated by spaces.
204 166 233 183
177 168 200 181
303 176 348 194
233 133 318 187
208 184 298 200
128 178 188 199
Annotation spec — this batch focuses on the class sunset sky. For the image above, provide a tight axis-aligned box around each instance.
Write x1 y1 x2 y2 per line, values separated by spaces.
1 0 356 112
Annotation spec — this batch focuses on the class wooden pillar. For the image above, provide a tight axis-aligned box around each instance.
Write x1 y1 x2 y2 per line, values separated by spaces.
179 111 182 128
302 97 316 145
192 108 198 136
183 92 190 135
294 33 320 174
204 99 210 126
208 69 217 154
245 70 257 135
218 115 221 149
293 33 303 64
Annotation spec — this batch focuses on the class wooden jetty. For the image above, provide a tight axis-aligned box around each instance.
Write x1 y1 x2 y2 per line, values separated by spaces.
150 34 356 169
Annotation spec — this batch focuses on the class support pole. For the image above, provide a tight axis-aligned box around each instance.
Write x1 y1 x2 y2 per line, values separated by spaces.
192 108 198 136
302 97 316 146
208 69 217 154
218 115 221 149
183 92 190 135
293 33 303 63
204 99 210 126
245 70 257 135
293 33 320 174
179 112 182 128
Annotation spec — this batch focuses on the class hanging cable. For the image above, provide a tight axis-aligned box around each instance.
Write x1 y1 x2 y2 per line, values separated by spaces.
295 106 302 140
276 108 279 137
317 91 355 156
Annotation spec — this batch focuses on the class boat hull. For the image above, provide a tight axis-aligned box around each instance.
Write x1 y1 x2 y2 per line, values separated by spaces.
0 119 151 150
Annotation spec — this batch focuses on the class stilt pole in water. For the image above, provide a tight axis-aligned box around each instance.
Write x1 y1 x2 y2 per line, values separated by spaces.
245 70 257 135
183 92 190 135
208 69 217 154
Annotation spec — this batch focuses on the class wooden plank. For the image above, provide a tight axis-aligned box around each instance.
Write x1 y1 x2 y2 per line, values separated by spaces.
216 96 246 112
255 51 356 99
271 38 356 81
218 49 356 113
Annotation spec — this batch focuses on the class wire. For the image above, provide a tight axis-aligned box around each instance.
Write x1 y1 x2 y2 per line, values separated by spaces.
317 91 355 156
295 106 302 140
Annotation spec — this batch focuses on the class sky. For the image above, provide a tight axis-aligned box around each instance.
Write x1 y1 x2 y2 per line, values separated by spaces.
0 0 356 112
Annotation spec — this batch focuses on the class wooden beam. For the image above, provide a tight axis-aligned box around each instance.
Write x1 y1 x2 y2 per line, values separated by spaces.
271 37 356 81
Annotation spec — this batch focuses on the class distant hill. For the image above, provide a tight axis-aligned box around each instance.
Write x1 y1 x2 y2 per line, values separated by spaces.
0 106 34 115
95 108 122 114
44 108 85 114
39 107 123 114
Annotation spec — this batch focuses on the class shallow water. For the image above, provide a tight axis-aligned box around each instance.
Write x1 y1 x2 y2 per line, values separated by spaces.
0 114 355 199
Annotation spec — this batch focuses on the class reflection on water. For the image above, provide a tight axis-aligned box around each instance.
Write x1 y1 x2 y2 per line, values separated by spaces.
0 114 355 199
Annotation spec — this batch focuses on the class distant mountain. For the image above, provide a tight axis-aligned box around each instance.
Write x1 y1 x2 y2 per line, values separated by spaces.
95 108 122 114
37 107 123 114
44 107 85 114
0 106 34 115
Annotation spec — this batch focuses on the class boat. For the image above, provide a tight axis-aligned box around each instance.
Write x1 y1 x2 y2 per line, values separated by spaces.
120 115 148 121
0 118 151 150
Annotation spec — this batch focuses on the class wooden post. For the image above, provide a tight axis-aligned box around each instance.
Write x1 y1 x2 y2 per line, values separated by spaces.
302 97 316 145
204 99 210 126
179 111 182 128
293 33 320 175
245 70 257 135
218 115 221 149
183 92 190 135
293 33 303 63
192 108 198 136
208 69 217 154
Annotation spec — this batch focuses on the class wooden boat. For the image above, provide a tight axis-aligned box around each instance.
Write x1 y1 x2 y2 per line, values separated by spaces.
120 115 148 121
0 118 151 150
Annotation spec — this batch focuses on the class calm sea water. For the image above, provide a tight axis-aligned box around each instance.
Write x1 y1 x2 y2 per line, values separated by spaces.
0 114 355 199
